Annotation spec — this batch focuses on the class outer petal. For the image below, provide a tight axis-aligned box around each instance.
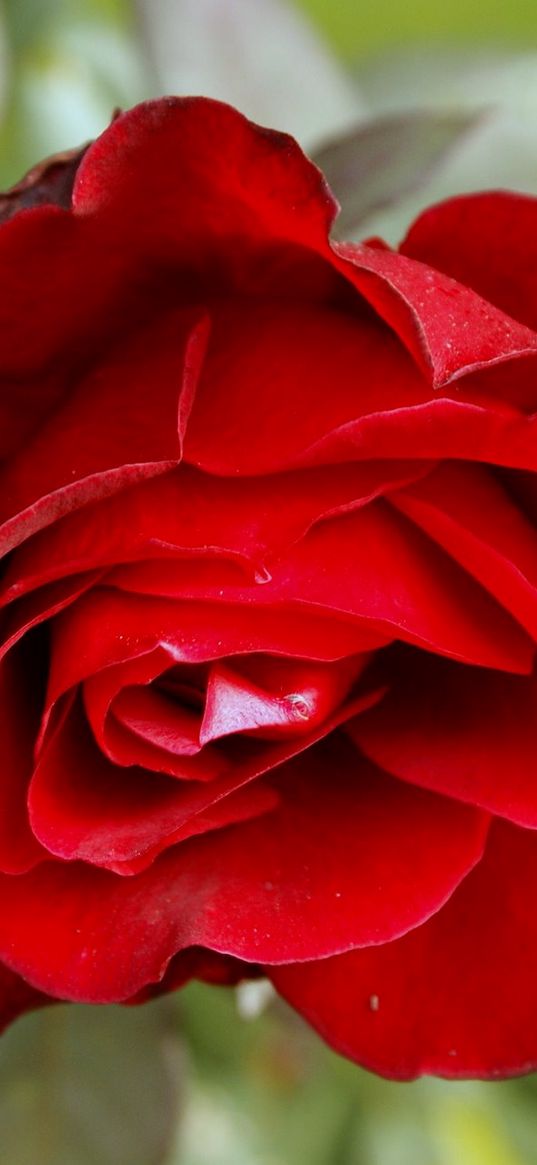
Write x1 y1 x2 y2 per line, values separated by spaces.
401 191 537 332
390 462 537 639
333 240 537 388
350 650 537 828
0 100 337 389
270 821 537 1080
0 143 87 223
184 294 537 475
72 100 537 389
72 97 338 286
0 310 208 556
0 739 487 1001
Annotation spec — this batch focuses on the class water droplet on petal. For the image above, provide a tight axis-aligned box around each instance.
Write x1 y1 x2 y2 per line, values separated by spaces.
285 693 311 720
254 564 272 584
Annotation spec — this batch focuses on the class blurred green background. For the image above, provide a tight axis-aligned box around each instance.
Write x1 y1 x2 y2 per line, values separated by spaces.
1 1 537 1162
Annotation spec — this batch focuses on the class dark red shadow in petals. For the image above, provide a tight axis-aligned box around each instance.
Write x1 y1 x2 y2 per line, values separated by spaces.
0 143 87 223
42 646 170 765
333 239 537 388
350 649 537 828
81 648 221 782
0 962 51 1032
1 736 487 1002
270 821 537 1080
401 191 537 333
0 309 208 556
0 642 48 873
0 571 103 663
131 947 260 1002
390 462 537 639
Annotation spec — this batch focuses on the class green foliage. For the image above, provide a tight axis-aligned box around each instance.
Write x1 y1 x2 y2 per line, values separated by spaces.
171 984 537 1165
0 1001 180 1165
294 0 537 58
2 987 537 1165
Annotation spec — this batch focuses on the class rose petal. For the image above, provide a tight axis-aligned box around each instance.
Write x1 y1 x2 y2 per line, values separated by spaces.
0 962 50 1032
0 143 87 223
270 821 537 1079
109 501 534 673
401 191 537 332
47 587 386 707
333 240 537 388
199 654 364 743
2 737 487 1000
391 461 537 638
184 300 430 474
0 572 103 663
0 100 338 391
0 310 208 556
0 458 431 605
72 96 338 291
293 395 537 474
350 648 537 827
0 644 47 873
28 695 276 871
28 687 378 872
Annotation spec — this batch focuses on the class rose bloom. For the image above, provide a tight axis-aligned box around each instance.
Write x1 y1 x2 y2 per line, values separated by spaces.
0 97 536 1080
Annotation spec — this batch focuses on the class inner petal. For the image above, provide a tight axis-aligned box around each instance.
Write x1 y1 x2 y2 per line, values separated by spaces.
200 653 367 743
113 683 204 756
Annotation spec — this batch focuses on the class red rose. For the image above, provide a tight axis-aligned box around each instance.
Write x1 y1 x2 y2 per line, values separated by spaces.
0 97 536 1079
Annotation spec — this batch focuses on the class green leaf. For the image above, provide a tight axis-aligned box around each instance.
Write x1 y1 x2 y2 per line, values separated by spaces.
0 1000 181 1165
313 111 478 237
345 49 537 244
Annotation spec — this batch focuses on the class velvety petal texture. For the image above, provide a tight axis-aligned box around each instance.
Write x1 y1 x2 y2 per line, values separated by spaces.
0 95 535 1081
270 822 537 1079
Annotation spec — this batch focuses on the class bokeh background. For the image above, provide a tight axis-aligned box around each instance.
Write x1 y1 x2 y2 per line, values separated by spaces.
1 1 537 1162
